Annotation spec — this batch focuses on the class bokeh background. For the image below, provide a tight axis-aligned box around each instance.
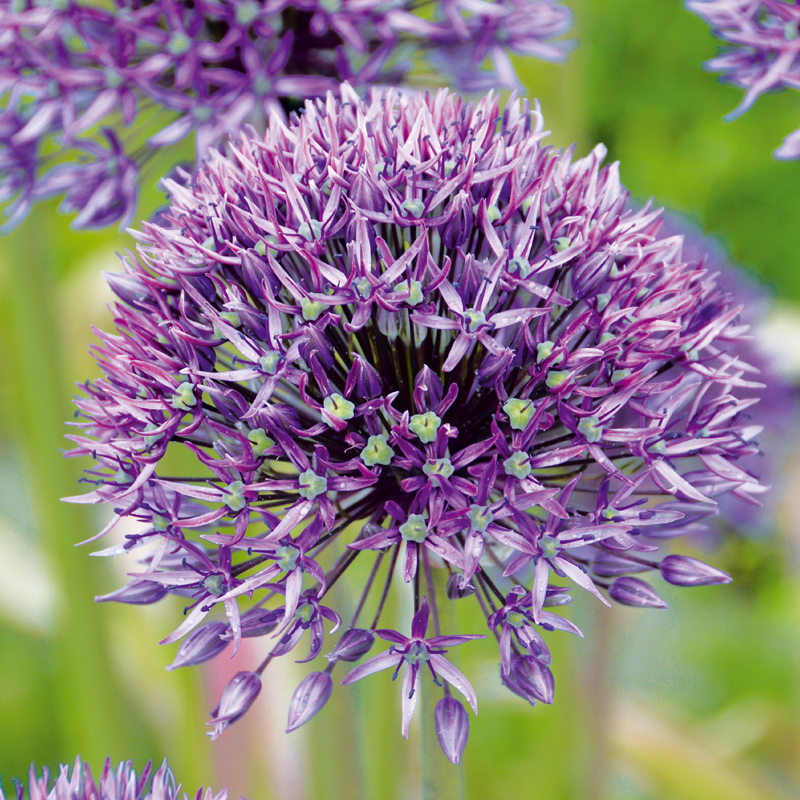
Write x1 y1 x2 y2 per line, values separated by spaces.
1 1 799 798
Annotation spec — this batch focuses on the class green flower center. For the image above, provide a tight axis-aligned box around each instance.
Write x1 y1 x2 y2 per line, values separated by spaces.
538 535 560 560
506 611 527 629
301 297 327 321
361 434 395 467
400 514 428 543
295 603 315 623
235 0 261 24
393 279 424 306
225 481 247 512
503 398 535 431
423 458 454 479
503 450 531 480
467 504 493 533
545 370 570 389
463 308 487 333
509 256 532 279
167 32 191 55
409 412 441 443
403 641 430 664
577 415 604 443
323 393 355 425
298 219 323 241
275 545 299 573
172 382 197 411
248 428 275 457
402 198 425 218
204 575 226 597
298 470 328 500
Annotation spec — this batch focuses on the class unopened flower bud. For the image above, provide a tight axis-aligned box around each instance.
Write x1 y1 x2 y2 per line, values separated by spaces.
660 555 732 587
95 579 168 605
609 577 667 609
325 628 375 663
446 573 474 599
543 586 572 607
434 696 470 765
591 550 650 578
286 671 333 732
207 671 261 740
167 621 228 670
222 606 281 639
512 655 554 705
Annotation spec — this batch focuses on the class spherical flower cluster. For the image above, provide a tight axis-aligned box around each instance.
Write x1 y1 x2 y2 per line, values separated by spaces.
688 0 800 159
67 86 765 764
0 0 573 232
0 757 227 800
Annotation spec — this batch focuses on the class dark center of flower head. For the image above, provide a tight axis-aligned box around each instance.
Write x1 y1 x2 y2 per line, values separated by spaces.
73 87 762 745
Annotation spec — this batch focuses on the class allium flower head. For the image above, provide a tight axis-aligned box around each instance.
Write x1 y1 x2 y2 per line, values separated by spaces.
0 0 573 231
0 757 227 800
688 0 800 158
67 86 766 762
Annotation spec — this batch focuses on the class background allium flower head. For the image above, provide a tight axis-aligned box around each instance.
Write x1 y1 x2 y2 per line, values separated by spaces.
0 0 573 232
661 213 798 536
67 85 767 762
688 0 800 158
0 757 227 800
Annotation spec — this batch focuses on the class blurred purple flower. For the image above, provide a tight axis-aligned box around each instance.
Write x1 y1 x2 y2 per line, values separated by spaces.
662 212 798 536
688 0 800 158
67 87 768 761
0 0 573 231
0 757 227 800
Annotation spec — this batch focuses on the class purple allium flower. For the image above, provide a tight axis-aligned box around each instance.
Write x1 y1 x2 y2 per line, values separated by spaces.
0 757 227 800
67 86 768 762
687 0 800 158
0 0 573 232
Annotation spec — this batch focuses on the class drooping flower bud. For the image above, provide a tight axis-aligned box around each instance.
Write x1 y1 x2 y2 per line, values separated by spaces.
512 655 555 705
660 555 733 587
446 573 474 600
95 580 168 605
434 697 470 766
608 577 668 609
167 621 228 671
325 629 375 663
207 672 261 740
286 671 333 733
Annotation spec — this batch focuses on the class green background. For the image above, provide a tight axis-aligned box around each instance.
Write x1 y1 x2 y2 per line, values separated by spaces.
0 1 799 798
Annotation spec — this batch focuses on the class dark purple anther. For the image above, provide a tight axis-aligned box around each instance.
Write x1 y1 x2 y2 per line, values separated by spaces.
660 555 733 587
167 621 229 671
286 671 334 733
434 696 470 766
608 577 668 609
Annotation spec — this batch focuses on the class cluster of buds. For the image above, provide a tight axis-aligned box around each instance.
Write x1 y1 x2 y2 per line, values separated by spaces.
688 0 800 158
67 86 764 764
0 0 573 231
0 757 227 800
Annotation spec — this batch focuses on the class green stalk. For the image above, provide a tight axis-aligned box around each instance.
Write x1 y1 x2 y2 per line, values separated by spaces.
0 209 131 763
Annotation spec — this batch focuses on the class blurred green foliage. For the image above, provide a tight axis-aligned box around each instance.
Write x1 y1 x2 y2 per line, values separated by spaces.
0 1 799 798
